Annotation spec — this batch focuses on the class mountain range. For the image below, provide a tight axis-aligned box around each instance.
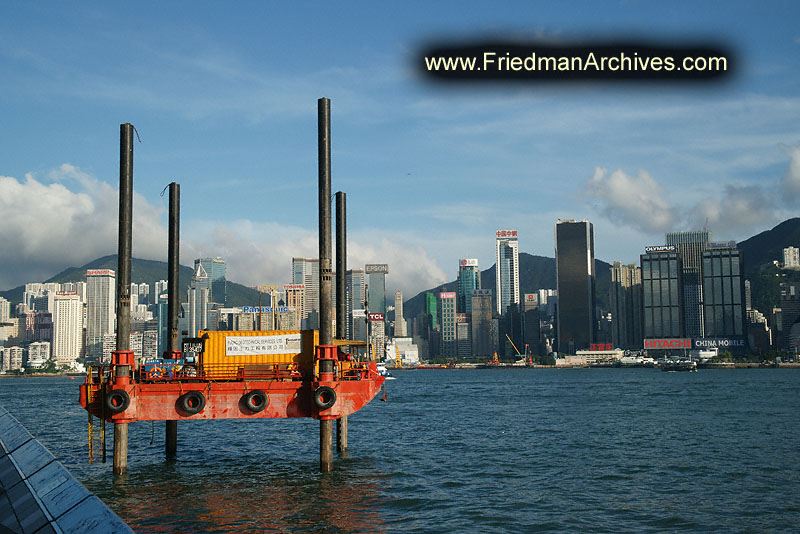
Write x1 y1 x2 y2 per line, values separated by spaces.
3 218 800 318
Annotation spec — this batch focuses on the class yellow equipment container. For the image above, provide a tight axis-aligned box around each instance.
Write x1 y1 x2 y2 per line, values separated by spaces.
197 330 318 379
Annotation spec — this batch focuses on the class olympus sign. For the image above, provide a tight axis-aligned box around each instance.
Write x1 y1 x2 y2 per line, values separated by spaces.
644 245 675 253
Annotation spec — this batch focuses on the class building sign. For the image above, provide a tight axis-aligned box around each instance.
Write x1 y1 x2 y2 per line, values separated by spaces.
181 337 205 363
352 309 366 318
472 289 492 296
439 292 456 299
283 284 305 290
365 264 389 274
707 241 737 250
644 338 691 349
496 230 518 239
55 291 78 296
644 245 675 254
225 333 301 356
87 269 115 276
368 313 385 321
242 306 289 313
590 343 613 351
525 294 537 302
693 338 745 349
459 258 478 267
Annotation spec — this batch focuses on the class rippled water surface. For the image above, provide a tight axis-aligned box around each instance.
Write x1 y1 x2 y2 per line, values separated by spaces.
2 369 799 533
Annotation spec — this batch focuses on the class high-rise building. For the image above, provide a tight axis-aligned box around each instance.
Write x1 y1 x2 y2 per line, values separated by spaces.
346 269 366 341
52 292 82 366
666 230 711 337
702 243 745 340
784 247 800 269
641 247 684 340
86 269 115 361
457 259 481 315
471 289 493 357
0 297 9 322
438 292 457 358
195 257 227 305
425 291 438 331
495 230 520 315
456 316 471 358
293 258 320 327
609 262 643 349
155 280 168 302
187 263 211 336
778 282 800 351
366 264 388 316
394 290 406 337
555 220 596 354
283 284 306 330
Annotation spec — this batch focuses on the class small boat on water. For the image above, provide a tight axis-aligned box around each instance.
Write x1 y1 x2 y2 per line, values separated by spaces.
660 359 698 372
377 364 396 380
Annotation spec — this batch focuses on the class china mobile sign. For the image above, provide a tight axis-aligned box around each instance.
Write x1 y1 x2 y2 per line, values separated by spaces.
644 338 691 349
496 230 518 239
693 338 745 349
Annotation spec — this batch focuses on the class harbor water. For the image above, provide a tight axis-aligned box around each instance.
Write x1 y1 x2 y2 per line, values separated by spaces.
2 369 799 533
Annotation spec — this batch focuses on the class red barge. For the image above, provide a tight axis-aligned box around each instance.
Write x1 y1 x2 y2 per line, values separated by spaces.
79 330 385 428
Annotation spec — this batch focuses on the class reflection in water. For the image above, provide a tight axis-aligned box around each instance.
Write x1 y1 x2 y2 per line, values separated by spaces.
98 460 389 533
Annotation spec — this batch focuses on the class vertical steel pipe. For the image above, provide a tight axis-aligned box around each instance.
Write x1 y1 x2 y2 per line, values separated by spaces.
166 182 180 457
335 191 348 456
114 123 133 476
318 97 334 472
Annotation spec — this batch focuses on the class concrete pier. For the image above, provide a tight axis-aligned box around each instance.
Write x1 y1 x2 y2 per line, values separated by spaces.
0 404 132 533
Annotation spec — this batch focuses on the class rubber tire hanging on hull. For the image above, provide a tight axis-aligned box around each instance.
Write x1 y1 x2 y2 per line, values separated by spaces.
242 390 269 413
106 389 130 414
313 386 336 410
178 391 206 415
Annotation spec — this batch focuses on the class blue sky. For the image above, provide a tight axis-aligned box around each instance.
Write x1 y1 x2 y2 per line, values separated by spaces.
2 1 800 297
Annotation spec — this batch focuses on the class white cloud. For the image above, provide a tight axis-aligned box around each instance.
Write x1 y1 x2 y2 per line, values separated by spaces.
688 185 777 233
583 167 676 233
0 165 165 289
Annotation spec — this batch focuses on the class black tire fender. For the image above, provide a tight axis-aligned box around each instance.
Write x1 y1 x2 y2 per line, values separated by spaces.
106 389 130 414
242 390 269 413
178 391 206 415
313 386 336 410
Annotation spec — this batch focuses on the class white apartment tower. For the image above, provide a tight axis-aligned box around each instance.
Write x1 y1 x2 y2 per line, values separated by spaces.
86 269 115 360
495 230 520 315
784 247 800 269
52 292 83 366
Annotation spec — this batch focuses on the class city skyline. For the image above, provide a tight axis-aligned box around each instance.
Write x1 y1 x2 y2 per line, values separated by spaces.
1 3 800 297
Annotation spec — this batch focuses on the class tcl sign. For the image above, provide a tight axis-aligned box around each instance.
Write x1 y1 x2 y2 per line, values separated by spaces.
368 313 384 321
644 338 691 349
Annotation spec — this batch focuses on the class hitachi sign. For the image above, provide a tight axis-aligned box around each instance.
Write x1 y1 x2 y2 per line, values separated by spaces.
644 338 691 349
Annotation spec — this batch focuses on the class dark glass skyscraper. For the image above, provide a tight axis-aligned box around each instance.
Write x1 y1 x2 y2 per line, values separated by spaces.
666 231 710 337
641 248 684 339
702 243 745 338
555 219 596 354
457 259 480 315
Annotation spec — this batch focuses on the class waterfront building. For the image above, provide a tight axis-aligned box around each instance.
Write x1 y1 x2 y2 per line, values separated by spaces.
666 230 711 337
366 264 388 317
609 262 643 349
0 346 24 371
641 247 684 340
283 284 306 330
438 292 457 358
471 289 493 358
495 230 520 315
702 243 746 340
86 269 115 361
195 257 227 305
555 219 596 354
394 290 407 337
292 257 319 329
456 316 471 358
187 263 211 337
369 315 386 360
457 259 481 315
26 341 50 369
784 247 800 269
385 337 420 365
425 292 438 331
52 292 83 366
